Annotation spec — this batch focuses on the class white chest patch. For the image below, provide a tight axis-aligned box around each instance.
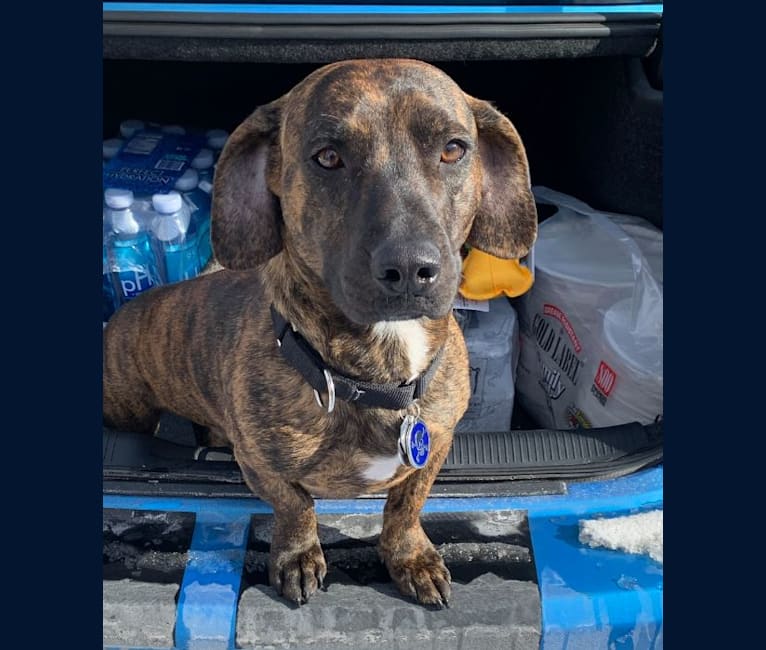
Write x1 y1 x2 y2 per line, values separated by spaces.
361 453 402 483
371 319 429 382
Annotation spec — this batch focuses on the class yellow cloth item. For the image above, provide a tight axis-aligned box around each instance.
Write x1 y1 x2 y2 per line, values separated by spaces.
459 247 534 300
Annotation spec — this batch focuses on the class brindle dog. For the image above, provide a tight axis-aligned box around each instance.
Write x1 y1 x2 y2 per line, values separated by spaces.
103 58 537 607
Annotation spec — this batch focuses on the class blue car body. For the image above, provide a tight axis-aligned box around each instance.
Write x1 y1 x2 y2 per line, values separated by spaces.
104 467 662 649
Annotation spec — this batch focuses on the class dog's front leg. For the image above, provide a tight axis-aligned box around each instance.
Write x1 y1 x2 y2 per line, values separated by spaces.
378 432 452 607
239 464 327 605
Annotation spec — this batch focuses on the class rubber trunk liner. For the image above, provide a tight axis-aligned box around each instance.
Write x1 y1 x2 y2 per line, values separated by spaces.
442 419 663 481
103 418 662 486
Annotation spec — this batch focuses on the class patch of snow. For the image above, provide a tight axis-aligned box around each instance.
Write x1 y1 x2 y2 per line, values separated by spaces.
579 509 663 564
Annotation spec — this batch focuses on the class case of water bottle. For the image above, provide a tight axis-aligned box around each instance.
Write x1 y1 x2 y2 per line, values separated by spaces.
102 121 229 323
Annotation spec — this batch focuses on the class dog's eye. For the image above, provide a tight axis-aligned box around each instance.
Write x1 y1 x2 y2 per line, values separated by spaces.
441 140 466 164
314 147 344 170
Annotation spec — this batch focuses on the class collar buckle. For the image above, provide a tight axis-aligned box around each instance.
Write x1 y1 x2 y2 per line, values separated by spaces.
271 304 442 413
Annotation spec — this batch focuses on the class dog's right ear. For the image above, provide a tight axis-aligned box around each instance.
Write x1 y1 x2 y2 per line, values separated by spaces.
211 98 284 270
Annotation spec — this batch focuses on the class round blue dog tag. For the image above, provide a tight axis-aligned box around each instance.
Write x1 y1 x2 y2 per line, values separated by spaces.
399 416 430 469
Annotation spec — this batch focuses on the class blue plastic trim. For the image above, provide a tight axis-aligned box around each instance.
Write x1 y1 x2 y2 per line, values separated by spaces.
104 466 661 649
104 465 662 518
103 3 664 15
173 510 251 650
529 512 663 648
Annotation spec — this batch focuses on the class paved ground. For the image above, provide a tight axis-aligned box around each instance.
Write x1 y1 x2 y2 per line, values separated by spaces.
103 580 178 648
103 510 541 649
237 572 540 649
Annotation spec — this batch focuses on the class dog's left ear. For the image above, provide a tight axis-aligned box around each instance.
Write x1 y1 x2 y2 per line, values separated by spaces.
211 97 285 270
465 95 538 259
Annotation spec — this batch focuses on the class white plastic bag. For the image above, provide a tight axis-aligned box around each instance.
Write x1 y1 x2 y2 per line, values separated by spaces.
454 297 520 433
514 187 663 429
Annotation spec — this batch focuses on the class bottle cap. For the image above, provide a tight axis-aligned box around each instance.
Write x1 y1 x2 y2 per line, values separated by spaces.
103 138 124 160
174 168 200 192
107 189 141 235
206 129 229 150
162 124 186 135
191 148 214 170
104 188 134 210
120 119 145 139
152 191 184 214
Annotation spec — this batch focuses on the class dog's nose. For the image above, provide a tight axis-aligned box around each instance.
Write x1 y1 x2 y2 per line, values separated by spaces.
371 243 441 295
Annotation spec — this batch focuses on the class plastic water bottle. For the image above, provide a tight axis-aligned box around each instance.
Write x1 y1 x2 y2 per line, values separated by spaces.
194 179 213 268
102 199 118 321
190 148 215 266
206 129 227 184
174 169 206 267
174 168 199 194
175 168 213 269
150 191 200 284
103 138 124 162
119 119 145 139
191 148 215 184
103 243 117 323
104 188 161 304
206 129 229 159
161 124 186 135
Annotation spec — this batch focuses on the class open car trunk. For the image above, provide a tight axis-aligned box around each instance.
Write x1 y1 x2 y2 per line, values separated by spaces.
103 54 663 497
102 9 663 648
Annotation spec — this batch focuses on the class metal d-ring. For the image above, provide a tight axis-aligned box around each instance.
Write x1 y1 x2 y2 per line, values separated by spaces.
401 400 421 421
313 369 336 414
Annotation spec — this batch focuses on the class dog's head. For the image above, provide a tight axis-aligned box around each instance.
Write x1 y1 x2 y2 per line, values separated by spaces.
212 59 537 324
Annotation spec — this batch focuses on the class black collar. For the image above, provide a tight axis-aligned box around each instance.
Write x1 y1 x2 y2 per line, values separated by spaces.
271 305 444 413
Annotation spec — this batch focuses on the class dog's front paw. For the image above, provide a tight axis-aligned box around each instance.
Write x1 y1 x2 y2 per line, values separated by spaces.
269 541 327 605
380 538 451 607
